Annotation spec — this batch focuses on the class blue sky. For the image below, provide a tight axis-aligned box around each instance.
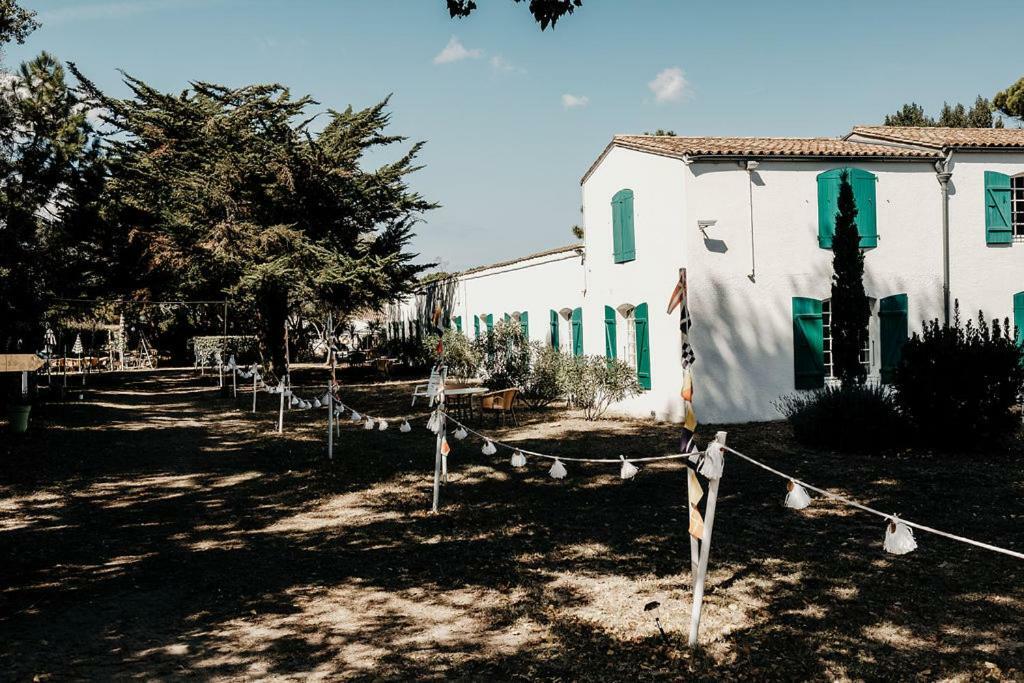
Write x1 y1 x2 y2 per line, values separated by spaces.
10 0 1024 271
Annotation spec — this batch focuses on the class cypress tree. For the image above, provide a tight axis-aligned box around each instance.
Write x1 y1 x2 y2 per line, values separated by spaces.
830 170 870 385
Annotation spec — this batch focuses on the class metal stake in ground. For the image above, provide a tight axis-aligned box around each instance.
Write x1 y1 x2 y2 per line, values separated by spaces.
430 370 447 513
688 430 726 647
327 380 334 460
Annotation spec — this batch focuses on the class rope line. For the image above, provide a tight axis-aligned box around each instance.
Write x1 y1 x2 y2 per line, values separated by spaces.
440 411 703 464
721 444 1024 561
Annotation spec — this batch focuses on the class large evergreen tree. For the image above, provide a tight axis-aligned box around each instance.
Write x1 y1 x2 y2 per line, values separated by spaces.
830 171 870 386
72 69 436 373
0 52 95 352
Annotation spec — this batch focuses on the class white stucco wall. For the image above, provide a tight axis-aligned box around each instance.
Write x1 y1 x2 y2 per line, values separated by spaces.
580 147 689 421
946 152 1024 326
680 159 944 423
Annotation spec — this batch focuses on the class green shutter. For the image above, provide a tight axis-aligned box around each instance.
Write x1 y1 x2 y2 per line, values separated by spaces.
818 168 877 249
879 293 908 384
503 313 511 323
634 303 651 389
549 309 559 349
985 171 1013 245
849 168 877 248
1014 291 1024 347
604 305 617 360
485 314 493 333
474 315 480 339
817 169 841 249
520 311 529 337
571 307 583 356
612 189 635 263
792 297 825 390
454 316 462 333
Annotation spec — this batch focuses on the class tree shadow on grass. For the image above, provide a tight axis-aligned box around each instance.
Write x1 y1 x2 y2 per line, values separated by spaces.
0 369 1022 680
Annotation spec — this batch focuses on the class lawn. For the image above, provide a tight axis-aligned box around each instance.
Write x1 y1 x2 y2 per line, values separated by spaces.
1 368 1022 681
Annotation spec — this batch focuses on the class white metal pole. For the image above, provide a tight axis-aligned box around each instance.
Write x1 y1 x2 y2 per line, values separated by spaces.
430 376 447 513
232 364 237 398
252 371 258 413
277 380 285 434
688 431 727 647
327 381 334 460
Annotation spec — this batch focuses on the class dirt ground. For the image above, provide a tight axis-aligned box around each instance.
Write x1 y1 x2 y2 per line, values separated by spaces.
1 368 1022 681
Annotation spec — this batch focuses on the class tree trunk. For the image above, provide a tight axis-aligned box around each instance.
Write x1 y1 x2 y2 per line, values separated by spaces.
258 285 289 376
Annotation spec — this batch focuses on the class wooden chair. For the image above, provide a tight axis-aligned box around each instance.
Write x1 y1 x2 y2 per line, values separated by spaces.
479 387 519 426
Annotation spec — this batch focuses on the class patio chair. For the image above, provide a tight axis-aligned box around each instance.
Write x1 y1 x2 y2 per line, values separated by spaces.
479 387 519 426
411 365 447 407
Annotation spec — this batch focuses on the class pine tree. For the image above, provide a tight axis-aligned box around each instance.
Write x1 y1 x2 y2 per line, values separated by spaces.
830 171 870 386
71 68 437 373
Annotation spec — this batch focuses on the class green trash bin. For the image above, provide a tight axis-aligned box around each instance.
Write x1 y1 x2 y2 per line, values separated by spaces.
7 404 31 434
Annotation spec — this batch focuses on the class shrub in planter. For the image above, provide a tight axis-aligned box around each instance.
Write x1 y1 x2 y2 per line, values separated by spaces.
561 354 641 420
893 310 1024 447
774 384 903 451
521 343 566 408
421 329 481 379
474 319 531 390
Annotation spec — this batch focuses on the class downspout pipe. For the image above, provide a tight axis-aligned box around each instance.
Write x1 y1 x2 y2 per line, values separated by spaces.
743 160 759 282
935 150 953 325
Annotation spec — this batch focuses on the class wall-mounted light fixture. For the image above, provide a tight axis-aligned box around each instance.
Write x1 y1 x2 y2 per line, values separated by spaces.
698 219 717 238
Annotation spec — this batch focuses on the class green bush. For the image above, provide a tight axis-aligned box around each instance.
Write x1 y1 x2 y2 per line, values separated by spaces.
561 354 641 420
774 383 903 451
422 328 480 379
474 319 531 389
893 309 1024 447
521 342 566 408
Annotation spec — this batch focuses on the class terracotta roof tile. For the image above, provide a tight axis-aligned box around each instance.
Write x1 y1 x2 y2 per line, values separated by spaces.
613 134 941 159
849 126 1024 149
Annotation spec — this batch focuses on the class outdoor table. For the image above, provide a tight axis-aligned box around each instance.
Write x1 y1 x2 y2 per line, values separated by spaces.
444 386 487 421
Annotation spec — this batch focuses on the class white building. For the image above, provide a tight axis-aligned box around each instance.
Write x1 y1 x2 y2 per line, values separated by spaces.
390 126 1024 424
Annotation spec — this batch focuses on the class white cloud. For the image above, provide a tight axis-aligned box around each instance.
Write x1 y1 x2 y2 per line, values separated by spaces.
648 67 689 103
433 36 483 65
490 55 525 74
562 93 590 109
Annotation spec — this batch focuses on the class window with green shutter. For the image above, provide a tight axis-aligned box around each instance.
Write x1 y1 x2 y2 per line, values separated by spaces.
549 309 559 349
519 311 529 337
454 316 462 333
611 189 636 263
879 293 908 384
817 168 877 249
634 303 651 389
474 315 480 339
604 305 617 360
503 313 511 323
1014 291 1024 347
571 307 583 356
485 314 494 333
792 297 825 389
984 171 1013 245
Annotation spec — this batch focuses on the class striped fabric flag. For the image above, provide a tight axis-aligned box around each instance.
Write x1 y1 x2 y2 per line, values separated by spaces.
667 268 698 452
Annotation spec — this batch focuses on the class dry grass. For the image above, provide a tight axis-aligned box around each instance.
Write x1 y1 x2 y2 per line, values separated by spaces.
1 367 1022 681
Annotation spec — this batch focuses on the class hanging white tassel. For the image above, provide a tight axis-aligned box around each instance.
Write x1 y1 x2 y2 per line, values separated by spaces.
227 355 236 370
399 420 411 433
784 480 811 510
481 440 497 455
548 458 567 479
698 441 725 480
883 517 917 555
453 426 468 440
351 410 361 422
378 419 389 431
510 450 527 468
426 410 441 434
364 417 375 430
313 398 321 408
619 455 639 480
290 396 300 407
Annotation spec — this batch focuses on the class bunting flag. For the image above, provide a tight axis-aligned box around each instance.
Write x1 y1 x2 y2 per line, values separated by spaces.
667 268 698 452
687 469 705 540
